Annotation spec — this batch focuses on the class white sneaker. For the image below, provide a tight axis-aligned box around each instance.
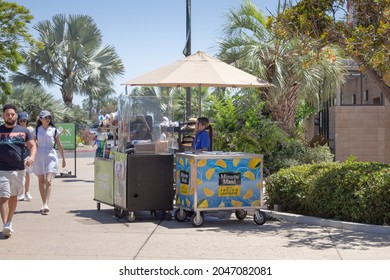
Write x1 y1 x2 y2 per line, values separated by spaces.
2 223 13 238
40 204 50 215
18 194 25 201
25 192 32 201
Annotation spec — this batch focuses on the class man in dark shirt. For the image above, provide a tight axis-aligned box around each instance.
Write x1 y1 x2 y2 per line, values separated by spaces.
0 104 36 238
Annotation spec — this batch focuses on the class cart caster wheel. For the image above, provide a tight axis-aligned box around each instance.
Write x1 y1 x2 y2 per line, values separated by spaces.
114 207 126 218
127 212 136 222
254 210 267 225
97 202 101 211
191 212 204 227
166 211 172 221
174 209 187 222
235 209 247 220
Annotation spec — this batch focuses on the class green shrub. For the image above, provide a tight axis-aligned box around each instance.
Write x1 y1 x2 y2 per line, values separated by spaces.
206 92 334 173
269 140 334 172
266 161 390 225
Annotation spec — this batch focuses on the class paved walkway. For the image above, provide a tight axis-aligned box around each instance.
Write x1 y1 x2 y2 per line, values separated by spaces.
1 152 390 260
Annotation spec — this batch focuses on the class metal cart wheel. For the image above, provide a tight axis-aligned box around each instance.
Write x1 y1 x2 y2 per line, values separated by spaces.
253 210 267 225
190 212 204 227
174 208 187 222
235 209 247 220
114 207 126 218
127 212 136 222
97 202 101 211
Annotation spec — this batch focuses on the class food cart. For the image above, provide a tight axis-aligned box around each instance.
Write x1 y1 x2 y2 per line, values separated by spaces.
94 95 175 222
174 151 267 227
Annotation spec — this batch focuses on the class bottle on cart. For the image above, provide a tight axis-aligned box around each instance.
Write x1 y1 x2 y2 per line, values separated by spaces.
104 143 111 159
95 132 107 158
99 139 106 158
109 145 116 159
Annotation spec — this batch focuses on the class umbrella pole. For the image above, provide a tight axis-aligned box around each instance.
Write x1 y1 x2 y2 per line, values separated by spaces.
198 84 201 117
186 88 191 120
184 0 192 120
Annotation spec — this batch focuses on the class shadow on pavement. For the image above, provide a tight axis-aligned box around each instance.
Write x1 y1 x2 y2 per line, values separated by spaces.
67 208 167 225
66 207 390 253
60 179 95 183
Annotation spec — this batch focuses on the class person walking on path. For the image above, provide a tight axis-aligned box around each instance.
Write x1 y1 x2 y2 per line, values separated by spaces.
33 110 66 215
17 112 34 201
0 104 36 238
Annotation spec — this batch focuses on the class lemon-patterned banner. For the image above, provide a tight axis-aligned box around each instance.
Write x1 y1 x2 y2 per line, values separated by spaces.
218 186 241 196
175 155 262 209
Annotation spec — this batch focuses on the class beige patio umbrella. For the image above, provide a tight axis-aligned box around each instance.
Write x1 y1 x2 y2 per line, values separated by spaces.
122 50 272 117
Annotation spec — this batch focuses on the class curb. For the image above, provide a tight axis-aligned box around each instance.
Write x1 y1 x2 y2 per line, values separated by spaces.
262 209 390 235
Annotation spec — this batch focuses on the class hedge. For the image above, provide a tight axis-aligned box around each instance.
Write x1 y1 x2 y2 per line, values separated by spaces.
265 161 390 225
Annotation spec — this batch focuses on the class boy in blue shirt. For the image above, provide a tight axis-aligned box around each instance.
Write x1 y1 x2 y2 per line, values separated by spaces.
193 117 212 151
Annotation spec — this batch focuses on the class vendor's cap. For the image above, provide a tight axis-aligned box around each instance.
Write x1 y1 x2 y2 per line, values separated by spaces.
39 110 51 118
18 112 29 120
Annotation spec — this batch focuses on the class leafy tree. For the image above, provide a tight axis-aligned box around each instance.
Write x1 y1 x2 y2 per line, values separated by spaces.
14 14 124 107
80 79 113 120
218 0 346 135
0 1 34 96
6 83 89 129
96 95 118 118
205 89 334 173
131 87 173 116
273 0 390 96
206 90 288 164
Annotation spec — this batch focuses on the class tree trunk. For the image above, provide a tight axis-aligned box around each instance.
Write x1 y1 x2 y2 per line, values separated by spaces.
271 86 299 136
60 87 73 107
88 95 93 119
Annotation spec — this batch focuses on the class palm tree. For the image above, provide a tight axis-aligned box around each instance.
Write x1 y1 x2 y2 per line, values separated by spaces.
129 86 206 122
128 87 172 122
218 0 346 135
5 83 70 122
14 14 124 107
80 76 113 119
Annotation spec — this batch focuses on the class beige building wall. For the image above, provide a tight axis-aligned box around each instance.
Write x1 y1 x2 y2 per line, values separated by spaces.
329 98 390 163
304 62 390 164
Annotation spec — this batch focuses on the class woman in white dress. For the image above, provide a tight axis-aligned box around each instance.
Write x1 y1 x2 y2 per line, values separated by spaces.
33 110 66 214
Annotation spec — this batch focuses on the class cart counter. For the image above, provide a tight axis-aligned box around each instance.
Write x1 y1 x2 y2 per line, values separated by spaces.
94 157 115 207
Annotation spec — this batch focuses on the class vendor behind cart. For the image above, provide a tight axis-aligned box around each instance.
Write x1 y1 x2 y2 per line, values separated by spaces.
193 117 212 152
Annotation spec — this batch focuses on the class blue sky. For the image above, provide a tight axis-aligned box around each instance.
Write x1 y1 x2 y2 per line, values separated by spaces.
13 0 280 105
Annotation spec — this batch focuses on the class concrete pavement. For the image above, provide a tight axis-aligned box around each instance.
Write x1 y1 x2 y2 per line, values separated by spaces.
1 151 390 260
